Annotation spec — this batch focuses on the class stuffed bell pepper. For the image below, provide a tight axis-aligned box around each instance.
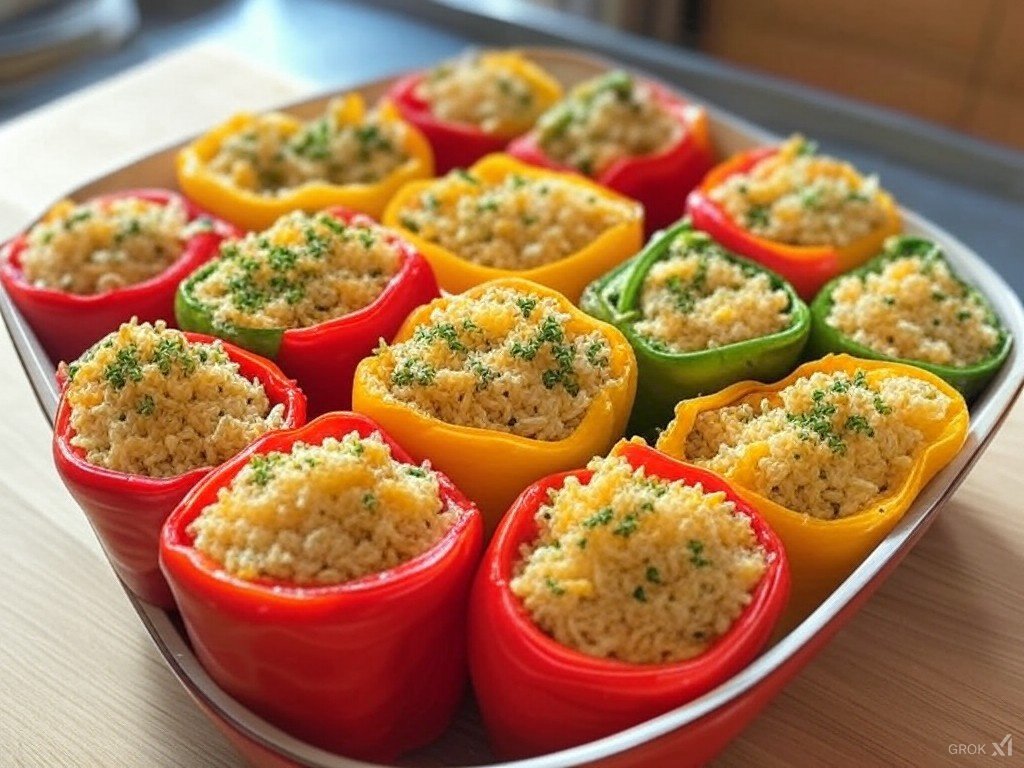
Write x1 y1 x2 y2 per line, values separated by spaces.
0 189 236 363
176 93 434 230
657 354 968 623
469 440 790 757
809 236 1011 399
159 412 483 761
53 320 306 607
582 220 810 435
686 135 902 298
507 70 715 233
388 49 563 173
175 207 439 415
352 278 637 531
383 153 643 302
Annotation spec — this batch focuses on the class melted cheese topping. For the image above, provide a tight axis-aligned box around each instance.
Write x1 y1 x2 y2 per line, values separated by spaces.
189 431 454 585
65 320 285 477
512 454 767 664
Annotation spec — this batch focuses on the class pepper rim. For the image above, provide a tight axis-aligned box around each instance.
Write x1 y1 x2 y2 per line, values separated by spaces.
175 207 434 358
353 275 638 451
656 353 971 531
53 331 306 493
159 411 482 610
687 145 902 264
597 219 811 364
484 439 790 679
175 95 433 208
810 237 1013 381
388 50 564 141
512 78 710 183
382 153 644 289
0 189 237 309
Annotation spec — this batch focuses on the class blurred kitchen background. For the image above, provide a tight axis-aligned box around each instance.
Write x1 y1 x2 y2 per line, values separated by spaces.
2 0 1021 150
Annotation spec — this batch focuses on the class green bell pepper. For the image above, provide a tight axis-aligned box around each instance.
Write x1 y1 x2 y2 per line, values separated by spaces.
173 207 442 416
807 236 1011 400
175 262 284 359
581 219 811 436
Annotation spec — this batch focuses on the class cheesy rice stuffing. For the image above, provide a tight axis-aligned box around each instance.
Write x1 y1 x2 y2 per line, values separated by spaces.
187 211 401 330
635 231 792 353
826 246 1001 367
65 320 285 477
683 369 953 520
396 169 638 270
188 431 454 585
20 196 199 294
536 71 681 176
415 52 546 135
709 135 890 247
511 455 767 664
369 286 619 441
207 99 409 194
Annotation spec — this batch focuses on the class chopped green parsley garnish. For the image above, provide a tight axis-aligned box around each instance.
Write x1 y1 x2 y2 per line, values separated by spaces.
612 512 639 538
515 296 537 318
103 346 143 390
687 539 712 568
390 357 438 387
582 506 614 529
546 577 566 596
745 204 771 229
248 454 281 487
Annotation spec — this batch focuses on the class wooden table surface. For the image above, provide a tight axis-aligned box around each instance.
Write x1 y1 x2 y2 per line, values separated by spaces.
0 45 1020 768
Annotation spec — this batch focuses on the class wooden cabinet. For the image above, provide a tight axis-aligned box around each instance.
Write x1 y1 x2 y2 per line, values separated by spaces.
699 0 1023 149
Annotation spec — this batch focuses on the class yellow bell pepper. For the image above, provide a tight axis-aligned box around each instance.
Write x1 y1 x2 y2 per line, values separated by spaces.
656 354 968 626
352 277 638 533
382 153 644 302
176 93 434 231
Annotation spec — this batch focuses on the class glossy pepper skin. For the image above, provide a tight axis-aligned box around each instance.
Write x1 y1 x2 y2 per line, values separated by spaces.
176 93 434 231
506 79 715 234
581 220 810 436
175 207 440 416
686 146 902 299
657 354 968 626
468 440 790 758
352 277 638 533
159 412 484 762
53 333 306 608
808 236 1012 400
388 50 563 174
0 189 237 365
383 153 644 303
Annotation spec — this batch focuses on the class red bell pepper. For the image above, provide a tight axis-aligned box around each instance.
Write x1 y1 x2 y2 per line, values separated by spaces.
686 146 902 299
175 207 440 416
159 412 484 762
387 51 563 174
468 440 790 758
0 189 237 364
507 81 715 234
388 74 512 174
53 333 306 608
